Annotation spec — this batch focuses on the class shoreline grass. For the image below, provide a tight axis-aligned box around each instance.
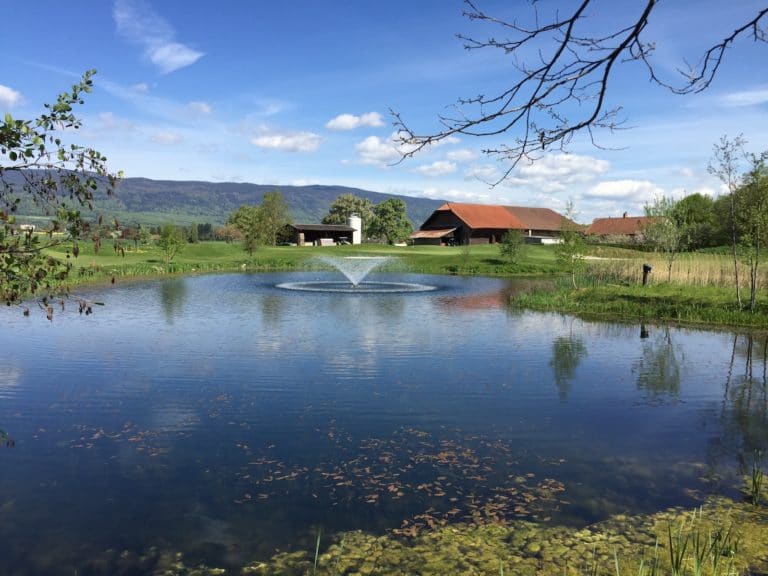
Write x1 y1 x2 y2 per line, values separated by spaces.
511 280 768 329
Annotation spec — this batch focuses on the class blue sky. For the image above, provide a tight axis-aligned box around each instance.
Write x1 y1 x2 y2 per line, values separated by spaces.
2 0 767 223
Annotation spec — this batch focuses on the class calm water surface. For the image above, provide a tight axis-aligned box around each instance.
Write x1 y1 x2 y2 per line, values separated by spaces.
0 272 766 574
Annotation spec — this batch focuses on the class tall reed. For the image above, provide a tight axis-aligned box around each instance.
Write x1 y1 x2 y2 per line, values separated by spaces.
748 449 764 506
585 253 768 289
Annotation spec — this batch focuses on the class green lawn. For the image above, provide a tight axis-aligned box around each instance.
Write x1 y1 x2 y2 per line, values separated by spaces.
48 240 560 285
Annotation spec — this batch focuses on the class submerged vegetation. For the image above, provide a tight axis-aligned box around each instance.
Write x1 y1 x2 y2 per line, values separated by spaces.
70 497 768 575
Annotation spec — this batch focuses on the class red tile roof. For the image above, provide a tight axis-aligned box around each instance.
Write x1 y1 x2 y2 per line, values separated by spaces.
586 216 653 236
436 202 567 231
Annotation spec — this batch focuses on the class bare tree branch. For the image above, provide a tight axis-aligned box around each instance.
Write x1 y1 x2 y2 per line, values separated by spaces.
393 1 768 184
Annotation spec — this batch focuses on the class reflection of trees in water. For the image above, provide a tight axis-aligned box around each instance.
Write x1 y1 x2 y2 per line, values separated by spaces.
705 333 768 490
722 334 768 457
634 327 681 398
260 295 285 325
550 335 587 400
326 294 405 322
159 279 188 324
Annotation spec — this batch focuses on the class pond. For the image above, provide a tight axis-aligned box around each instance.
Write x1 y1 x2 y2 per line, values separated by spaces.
0 271 766 575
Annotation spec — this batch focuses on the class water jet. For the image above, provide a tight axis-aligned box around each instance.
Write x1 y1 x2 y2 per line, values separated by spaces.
276 255 437 293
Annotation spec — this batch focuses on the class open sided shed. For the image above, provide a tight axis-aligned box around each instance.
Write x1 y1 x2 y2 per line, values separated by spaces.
287 224 355 246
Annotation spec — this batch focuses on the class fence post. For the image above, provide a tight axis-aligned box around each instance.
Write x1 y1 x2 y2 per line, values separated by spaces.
642 263 652 285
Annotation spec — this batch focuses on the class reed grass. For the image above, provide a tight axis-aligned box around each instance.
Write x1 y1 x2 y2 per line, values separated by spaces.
573 511 741 576
747 450 764 506
313 528 322 576
585 252 768 290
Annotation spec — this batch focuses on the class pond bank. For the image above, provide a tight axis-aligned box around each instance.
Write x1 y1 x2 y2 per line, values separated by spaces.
79 496 768 575
44 242 768 330
510 282 768 330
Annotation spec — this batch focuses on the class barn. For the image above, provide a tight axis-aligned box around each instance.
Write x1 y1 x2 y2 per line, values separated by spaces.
410 202 572 246
585 213 654 244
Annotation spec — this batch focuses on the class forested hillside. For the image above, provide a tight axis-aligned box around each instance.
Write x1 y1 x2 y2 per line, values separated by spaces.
9 172 443 228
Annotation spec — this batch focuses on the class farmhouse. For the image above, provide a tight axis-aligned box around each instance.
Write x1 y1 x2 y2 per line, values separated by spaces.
586 213 653 244
410 202 572 246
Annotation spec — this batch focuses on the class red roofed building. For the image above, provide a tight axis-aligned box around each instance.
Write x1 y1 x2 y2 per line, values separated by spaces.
410 202 574 246
586 213 654 243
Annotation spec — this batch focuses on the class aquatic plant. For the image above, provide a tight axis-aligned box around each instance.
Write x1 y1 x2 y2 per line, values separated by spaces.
0 427 13 448
667 520 689 576
663 509 739 576
313 528 322 576
747 449 764 506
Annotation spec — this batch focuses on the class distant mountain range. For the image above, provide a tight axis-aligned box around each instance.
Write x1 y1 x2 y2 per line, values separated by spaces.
7 173 445 228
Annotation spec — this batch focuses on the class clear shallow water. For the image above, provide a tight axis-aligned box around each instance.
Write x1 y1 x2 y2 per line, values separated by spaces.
0 272 766 574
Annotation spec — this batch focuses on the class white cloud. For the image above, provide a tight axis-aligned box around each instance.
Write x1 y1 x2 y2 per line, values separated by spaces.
490 153 612 193
249 99 288 117
99 111 138 132
416 160 457 177
152 131 182 145
356 135 402 166
326 112 384 130
446 148 477 162
251 131 321 152
131 82 150 93
417 187 491 203
720 88 768 107
149 43 204 74
355 130 457 167
0 84 22 108
688 186 717 198
584 179 663 203
517 153 610 181
113 0 204 74
464 164 501 182
186 101 212 115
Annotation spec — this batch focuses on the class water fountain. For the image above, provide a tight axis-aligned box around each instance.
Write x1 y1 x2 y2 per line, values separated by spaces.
276 255 437 293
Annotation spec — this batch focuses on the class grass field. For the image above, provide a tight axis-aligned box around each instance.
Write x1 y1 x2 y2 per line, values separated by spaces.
47 240 561 285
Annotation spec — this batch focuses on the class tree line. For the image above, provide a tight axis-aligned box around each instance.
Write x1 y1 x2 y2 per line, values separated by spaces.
226 191 413 252
642 137 768 311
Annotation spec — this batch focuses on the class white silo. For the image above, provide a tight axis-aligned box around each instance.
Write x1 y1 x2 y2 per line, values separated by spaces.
347 213 362 245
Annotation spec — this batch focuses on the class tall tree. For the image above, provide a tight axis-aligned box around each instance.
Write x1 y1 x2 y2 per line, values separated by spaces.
229 204 263 254
157 224 186 263
672 192 717 250
259 190 292 246
1 70 120 308
394 2 768 179
498 229 526 266
554 201 585 288
643 196 683 282
188 223 199 244
709 135 747 307
369 198 413 244
735 155 768 312
322 193 374 236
